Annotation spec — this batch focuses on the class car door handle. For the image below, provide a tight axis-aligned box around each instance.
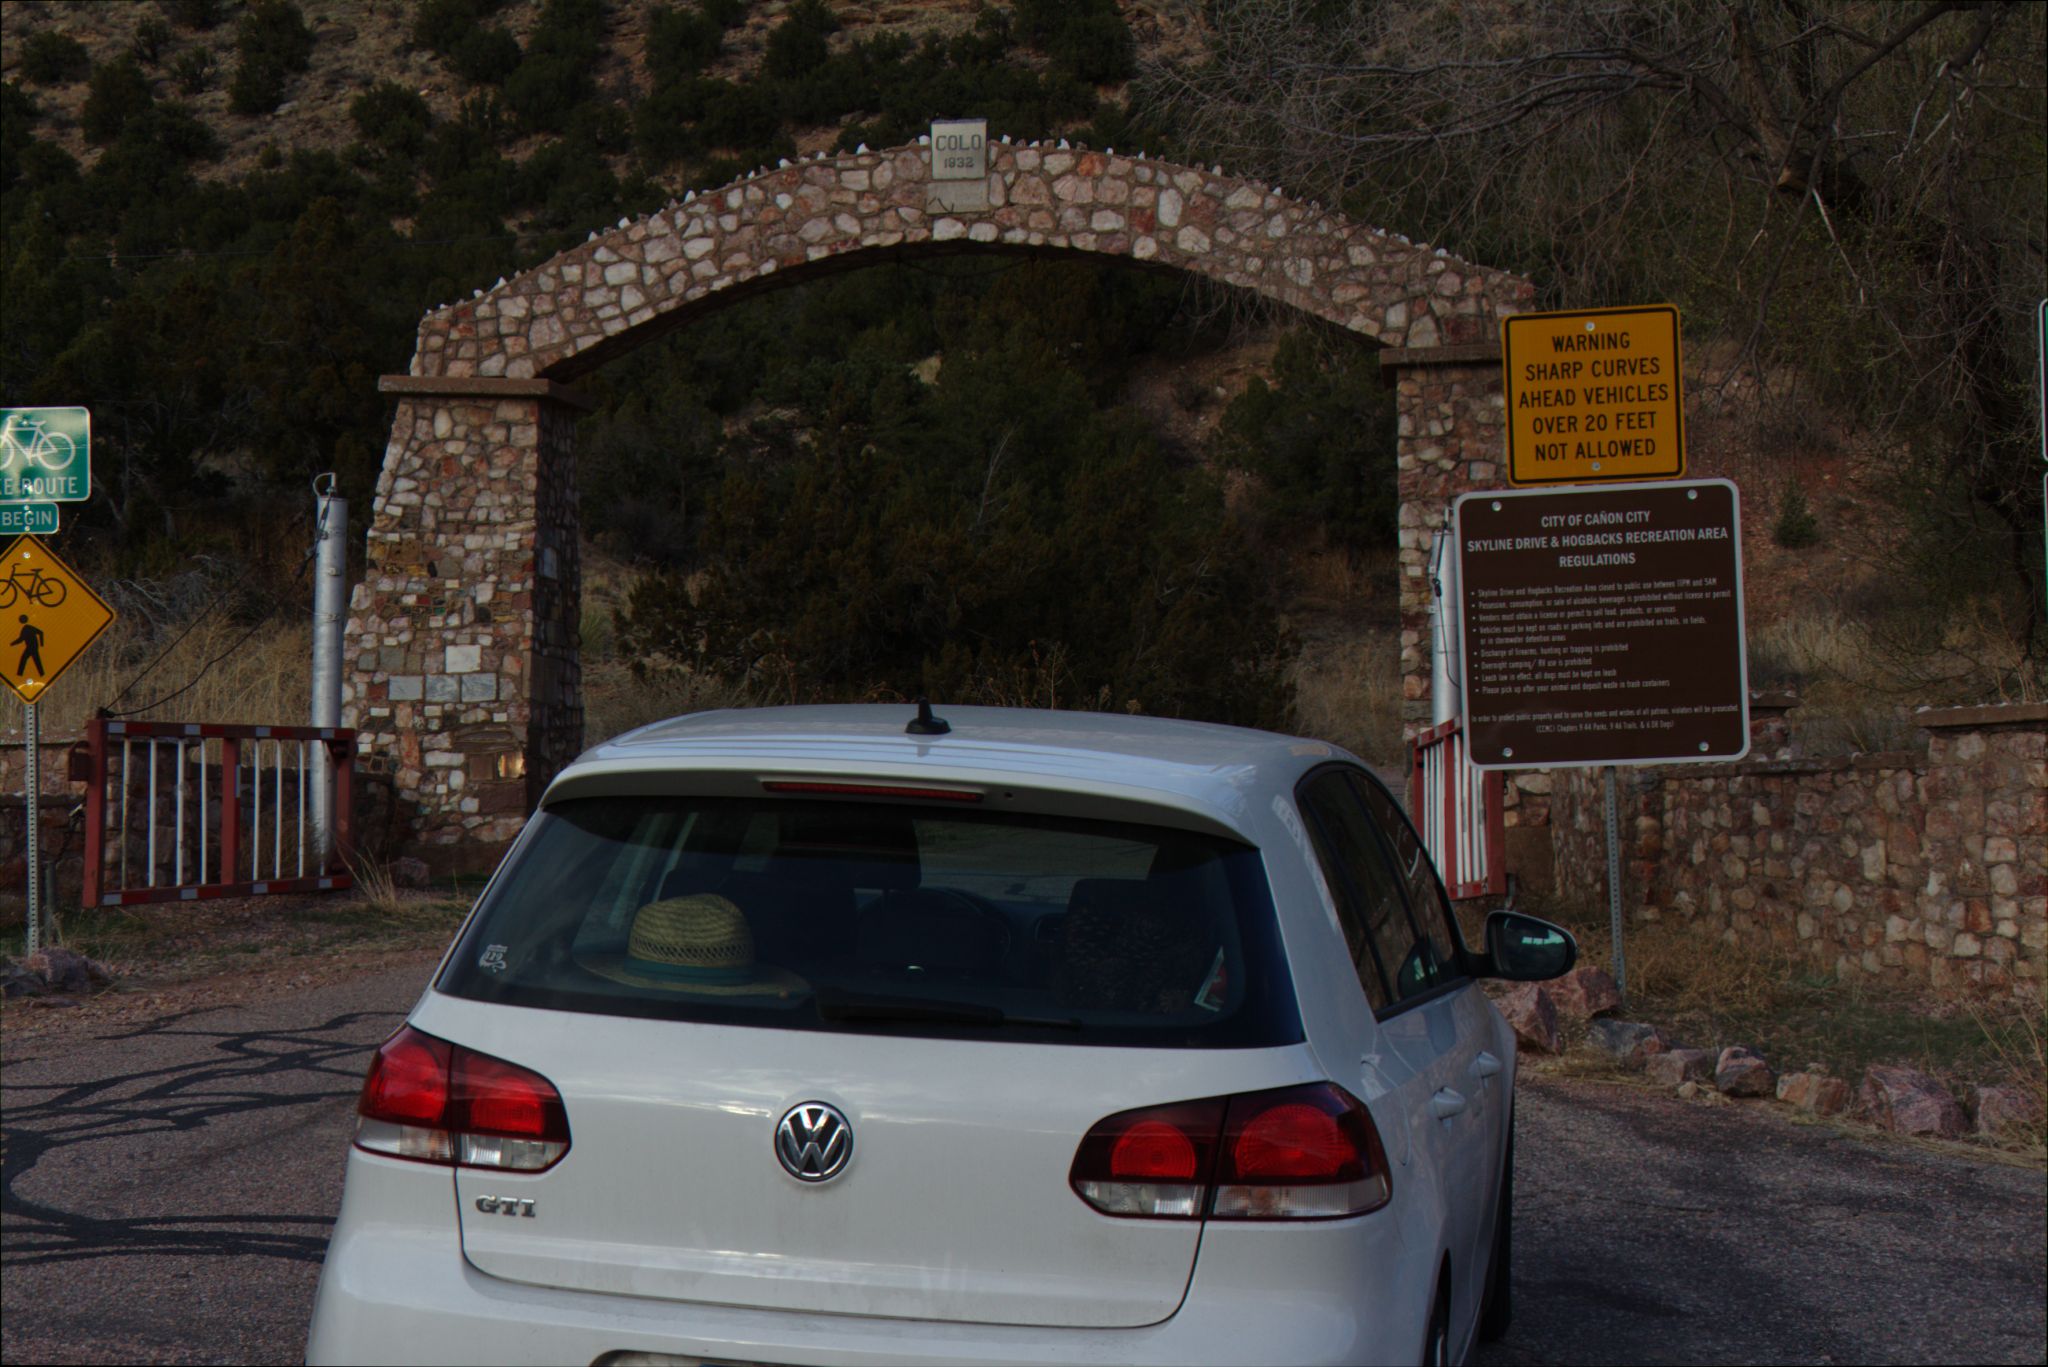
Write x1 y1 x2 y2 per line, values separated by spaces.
1470 1052 1502 1081
1429 1088 1467 1121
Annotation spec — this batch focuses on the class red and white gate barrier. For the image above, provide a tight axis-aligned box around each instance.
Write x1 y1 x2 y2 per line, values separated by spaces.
76 717 355 907
1408 718 1506 901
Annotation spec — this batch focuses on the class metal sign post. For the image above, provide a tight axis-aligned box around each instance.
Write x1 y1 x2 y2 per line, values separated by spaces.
24 699 39 952
1604 765 1625 998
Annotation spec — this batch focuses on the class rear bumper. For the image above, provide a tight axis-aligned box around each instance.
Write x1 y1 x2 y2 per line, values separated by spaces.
307 1151 1436 1367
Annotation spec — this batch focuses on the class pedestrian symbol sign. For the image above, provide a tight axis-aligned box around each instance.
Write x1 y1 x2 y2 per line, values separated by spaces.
0 536 115 705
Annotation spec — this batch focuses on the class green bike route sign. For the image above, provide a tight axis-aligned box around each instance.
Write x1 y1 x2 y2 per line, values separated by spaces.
1 407 91 503
0 505 59 535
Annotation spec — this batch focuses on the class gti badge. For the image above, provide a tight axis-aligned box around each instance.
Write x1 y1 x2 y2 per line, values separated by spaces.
775 1101 853 1182
475 1195 536 1217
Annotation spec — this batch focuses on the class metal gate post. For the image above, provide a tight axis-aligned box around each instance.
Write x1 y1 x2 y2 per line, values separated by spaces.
81 717 107 909
220 735 242 885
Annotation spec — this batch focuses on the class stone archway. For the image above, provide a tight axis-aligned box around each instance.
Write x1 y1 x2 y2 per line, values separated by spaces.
352 139 1534 863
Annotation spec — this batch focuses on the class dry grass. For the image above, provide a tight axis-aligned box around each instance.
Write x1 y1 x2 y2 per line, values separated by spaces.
1533 891 2040 1150
1289 628 1404 767
1744 602 2048 721
5 613 311 740
583 659 756 745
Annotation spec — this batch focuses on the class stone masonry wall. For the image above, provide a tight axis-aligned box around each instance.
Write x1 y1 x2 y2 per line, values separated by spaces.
358 138 1537 856
345 390 587 868
1392 359 1509 736
1543 704 2047 997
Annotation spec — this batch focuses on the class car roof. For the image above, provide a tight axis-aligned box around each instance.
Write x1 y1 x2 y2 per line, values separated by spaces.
555 704 1354 829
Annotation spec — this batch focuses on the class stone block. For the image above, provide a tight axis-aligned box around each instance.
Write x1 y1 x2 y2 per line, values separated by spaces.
1714 1046 1775 1098
1776 1071 1851 1116
1549 965 1622 1020
460 673 497 702
388 675 424 701
1492 982 1562 1054
1645 1048 1717 1087
1860 1065 1965 1138
424 675 459 702
446 644 482 673
1585 1018 1669 1067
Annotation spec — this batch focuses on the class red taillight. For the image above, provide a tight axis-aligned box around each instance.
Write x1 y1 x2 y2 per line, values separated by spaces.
1070 1084 1390 1221
354 1026 570 1172
1069 1099 1225 1218
1229 1101 1361 1181
359 1025 451 1128
1111 1120 1201 1181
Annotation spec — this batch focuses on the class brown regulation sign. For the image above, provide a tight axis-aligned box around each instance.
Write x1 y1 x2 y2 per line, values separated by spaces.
1454 480 1749 769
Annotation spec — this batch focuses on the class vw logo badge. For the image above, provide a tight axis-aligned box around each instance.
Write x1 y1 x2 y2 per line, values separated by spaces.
775 1101 853 1182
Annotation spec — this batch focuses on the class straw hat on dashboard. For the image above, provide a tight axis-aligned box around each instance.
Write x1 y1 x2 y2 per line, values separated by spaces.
579 894 807 998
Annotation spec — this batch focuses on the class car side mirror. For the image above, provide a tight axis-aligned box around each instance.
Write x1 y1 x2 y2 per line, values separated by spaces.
1482 911 1577 981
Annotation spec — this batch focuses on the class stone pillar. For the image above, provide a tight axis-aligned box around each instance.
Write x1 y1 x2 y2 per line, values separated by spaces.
346 375 590 870
1381 342 1508 736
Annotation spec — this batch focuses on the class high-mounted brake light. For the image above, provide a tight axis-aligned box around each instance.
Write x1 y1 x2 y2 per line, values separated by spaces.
354 1026 571 1171
1070 1084 1389 1221
761 780 983 803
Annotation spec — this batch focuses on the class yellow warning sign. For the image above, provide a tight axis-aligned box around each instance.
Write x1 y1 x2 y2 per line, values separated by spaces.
0 535 115 706
1501 305 1686 486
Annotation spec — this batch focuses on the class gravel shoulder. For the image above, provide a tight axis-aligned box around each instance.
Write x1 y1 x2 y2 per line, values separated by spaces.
1480 1071 2048 1366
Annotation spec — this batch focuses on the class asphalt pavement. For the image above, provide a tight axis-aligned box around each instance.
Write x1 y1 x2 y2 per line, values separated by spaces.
2 959 2043 1366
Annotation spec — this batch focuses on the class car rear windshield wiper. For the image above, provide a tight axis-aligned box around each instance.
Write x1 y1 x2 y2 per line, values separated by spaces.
814 990 1080 1030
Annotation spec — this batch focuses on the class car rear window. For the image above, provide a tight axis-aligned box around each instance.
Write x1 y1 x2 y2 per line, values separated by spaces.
437 796 1302 1048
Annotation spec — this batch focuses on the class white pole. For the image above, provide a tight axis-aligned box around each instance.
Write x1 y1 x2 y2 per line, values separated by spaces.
1428 527 1462 727
309 476 347 866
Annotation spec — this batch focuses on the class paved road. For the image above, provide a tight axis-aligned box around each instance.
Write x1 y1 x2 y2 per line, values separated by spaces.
3 963 2043 1365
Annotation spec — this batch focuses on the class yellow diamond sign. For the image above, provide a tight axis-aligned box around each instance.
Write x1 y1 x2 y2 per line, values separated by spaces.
0 535 115 705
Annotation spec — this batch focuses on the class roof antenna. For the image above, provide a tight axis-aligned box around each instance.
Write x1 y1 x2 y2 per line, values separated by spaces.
906 697 950 736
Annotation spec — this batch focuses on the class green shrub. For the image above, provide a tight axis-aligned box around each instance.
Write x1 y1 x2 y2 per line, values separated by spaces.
1209 330 1398 554
82 57 154 145
503 0 604 132
1014 0 1134 84
19 31 92 86
236 0 315 73
646 4 725 86
229 50 289 114
170 46 214 94
227 0 313 114
695 79 775 152
351 82 433 157
164 0 224 30
450 26 521 85
150 101 224 162
411 0 481 55
132 16 177 67
1773 482 1821 549
763 0 837 80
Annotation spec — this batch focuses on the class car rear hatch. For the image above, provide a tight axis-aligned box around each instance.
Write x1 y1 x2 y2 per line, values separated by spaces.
415 994 1319 1327
414 786 1304 1328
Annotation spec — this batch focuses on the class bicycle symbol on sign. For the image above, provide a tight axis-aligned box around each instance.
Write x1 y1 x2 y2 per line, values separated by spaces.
0 563 67 610
0 412 79 475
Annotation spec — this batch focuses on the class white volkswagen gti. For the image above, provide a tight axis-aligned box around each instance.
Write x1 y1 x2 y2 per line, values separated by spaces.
307 704 1574 1367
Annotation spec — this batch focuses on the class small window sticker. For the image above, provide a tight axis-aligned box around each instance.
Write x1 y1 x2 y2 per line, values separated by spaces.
1194 948 1229 1012
478 943 510 974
